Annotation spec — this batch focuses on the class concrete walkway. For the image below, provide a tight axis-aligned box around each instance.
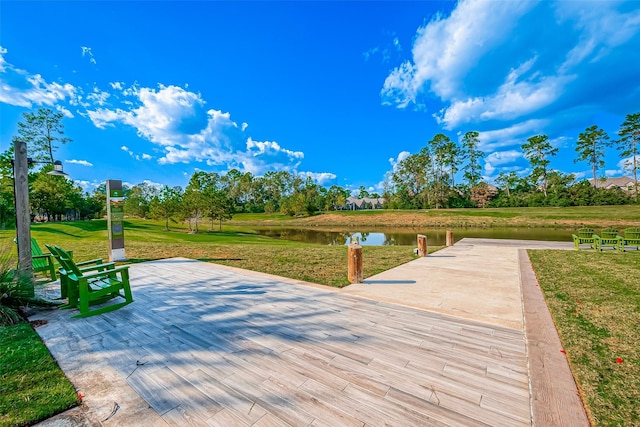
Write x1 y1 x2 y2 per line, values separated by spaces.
31 238 586 427
342 238 573 330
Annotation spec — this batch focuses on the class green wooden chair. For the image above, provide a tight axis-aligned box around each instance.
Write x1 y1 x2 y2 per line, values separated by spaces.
14 237 57 281
45 244 111 300
572 228 595 250
617 227 640 251
53 246 133 318
593 228 620 252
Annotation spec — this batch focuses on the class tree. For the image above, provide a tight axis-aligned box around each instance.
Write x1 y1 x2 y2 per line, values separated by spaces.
522 134 558 198
124 182 158 218
392 147 432 208
461 131 484 188
183 171 208 232
575 125 609 188
13 108 71 163
617 112 640 201
150 186 183 231
495 171 519 200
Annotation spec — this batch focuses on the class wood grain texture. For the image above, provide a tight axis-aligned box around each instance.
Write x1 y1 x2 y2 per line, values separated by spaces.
520 249 591 426
33 257 533 426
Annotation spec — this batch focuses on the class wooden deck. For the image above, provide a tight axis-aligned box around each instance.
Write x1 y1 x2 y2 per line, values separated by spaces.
33 258 531 426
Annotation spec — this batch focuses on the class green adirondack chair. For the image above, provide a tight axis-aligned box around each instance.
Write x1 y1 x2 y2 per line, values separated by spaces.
572 228 595 250
617 227 640 251
45 244 111 300
14 237 57 281
53 246 133 318
593 228 619 252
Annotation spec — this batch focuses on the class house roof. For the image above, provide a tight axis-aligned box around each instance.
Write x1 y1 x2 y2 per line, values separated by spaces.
588 177 634 188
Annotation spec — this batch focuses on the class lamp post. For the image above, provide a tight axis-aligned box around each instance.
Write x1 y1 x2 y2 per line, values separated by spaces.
13 140 68 277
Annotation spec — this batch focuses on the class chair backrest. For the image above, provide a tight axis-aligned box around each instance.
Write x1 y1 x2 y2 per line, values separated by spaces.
577 228 594 238
45 244 62 263
625 227 640 239
600 228 618 238
53 246 83 278
31 238 45 256
29 237 51 269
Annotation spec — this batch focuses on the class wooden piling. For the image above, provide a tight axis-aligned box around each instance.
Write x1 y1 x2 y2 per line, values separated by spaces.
348 244 363 284
446 230 454 247
417 234 427 257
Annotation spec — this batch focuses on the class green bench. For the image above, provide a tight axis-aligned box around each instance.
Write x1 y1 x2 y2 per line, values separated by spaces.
46 245 134 318
593 228 620 252
572 228 595 250
617 227 640 252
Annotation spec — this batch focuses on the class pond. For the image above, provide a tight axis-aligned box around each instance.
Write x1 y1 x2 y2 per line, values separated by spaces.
253 227 576 246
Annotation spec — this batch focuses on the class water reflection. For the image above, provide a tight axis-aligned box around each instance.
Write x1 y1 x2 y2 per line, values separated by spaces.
253 227 575 246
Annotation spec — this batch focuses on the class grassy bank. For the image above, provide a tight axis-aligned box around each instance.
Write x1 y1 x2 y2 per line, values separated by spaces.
0 323 79 427
1 218 420 287
230 205 640 229
528 250 640 426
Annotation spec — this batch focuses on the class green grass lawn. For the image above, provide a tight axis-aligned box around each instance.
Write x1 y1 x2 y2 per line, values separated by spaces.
0 323 80 427
231 205 640 229
528 249 640 426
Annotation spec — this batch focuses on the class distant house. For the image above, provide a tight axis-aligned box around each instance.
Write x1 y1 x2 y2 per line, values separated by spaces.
344 196 386 210
589 176 636 192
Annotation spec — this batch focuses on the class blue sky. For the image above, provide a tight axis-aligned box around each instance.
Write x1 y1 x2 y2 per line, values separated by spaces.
1 0 639 194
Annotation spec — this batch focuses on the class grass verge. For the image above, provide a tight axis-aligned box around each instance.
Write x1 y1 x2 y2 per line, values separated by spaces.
0 323 79 427
528 249 640 426
231 206 640 229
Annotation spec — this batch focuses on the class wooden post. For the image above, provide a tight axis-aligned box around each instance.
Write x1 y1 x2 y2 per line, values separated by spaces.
417 234 427 257
348 244 363 284
14 140 33 278
446 230 454 247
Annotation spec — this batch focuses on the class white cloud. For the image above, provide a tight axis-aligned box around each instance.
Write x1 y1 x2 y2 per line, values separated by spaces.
382 0 536 108
388 150 411 169
66 159 93 167
484 150 523 175
81 46 97 65
109 81 124 90
86 84 305 175
246 138 304 159
0 47 77 107
617 156 640 176
477 119 549 151
297 171 337 185
382 0 640 136
87 88 110 106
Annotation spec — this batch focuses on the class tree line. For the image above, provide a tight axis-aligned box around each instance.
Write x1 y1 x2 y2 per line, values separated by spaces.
0 108 638 229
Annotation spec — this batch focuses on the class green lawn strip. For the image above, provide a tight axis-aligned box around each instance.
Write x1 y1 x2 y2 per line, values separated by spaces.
528 250 640 426
231 206 640 228
0 323 79 427
0 219 423 287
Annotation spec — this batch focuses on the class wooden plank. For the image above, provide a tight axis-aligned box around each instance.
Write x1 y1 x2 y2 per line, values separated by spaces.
519 249 591 426
260 378 365 427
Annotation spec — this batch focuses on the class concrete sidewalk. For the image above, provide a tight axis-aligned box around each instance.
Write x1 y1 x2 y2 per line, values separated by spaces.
342 238 573 330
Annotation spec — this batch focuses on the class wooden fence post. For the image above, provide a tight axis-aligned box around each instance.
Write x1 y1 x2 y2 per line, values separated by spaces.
446 230 454 247
417 234 427 257
348 244 363 284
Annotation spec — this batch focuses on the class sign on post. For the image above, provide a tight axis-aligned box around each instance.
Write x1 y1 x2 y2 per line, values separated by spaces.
107 180 126 261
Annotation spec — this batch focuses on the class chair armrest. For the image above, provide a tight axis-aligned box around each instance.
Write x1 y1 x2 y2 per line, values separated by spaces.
32 254 53 260
77 262 116 273
80 266 129 280
76 258 104 267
